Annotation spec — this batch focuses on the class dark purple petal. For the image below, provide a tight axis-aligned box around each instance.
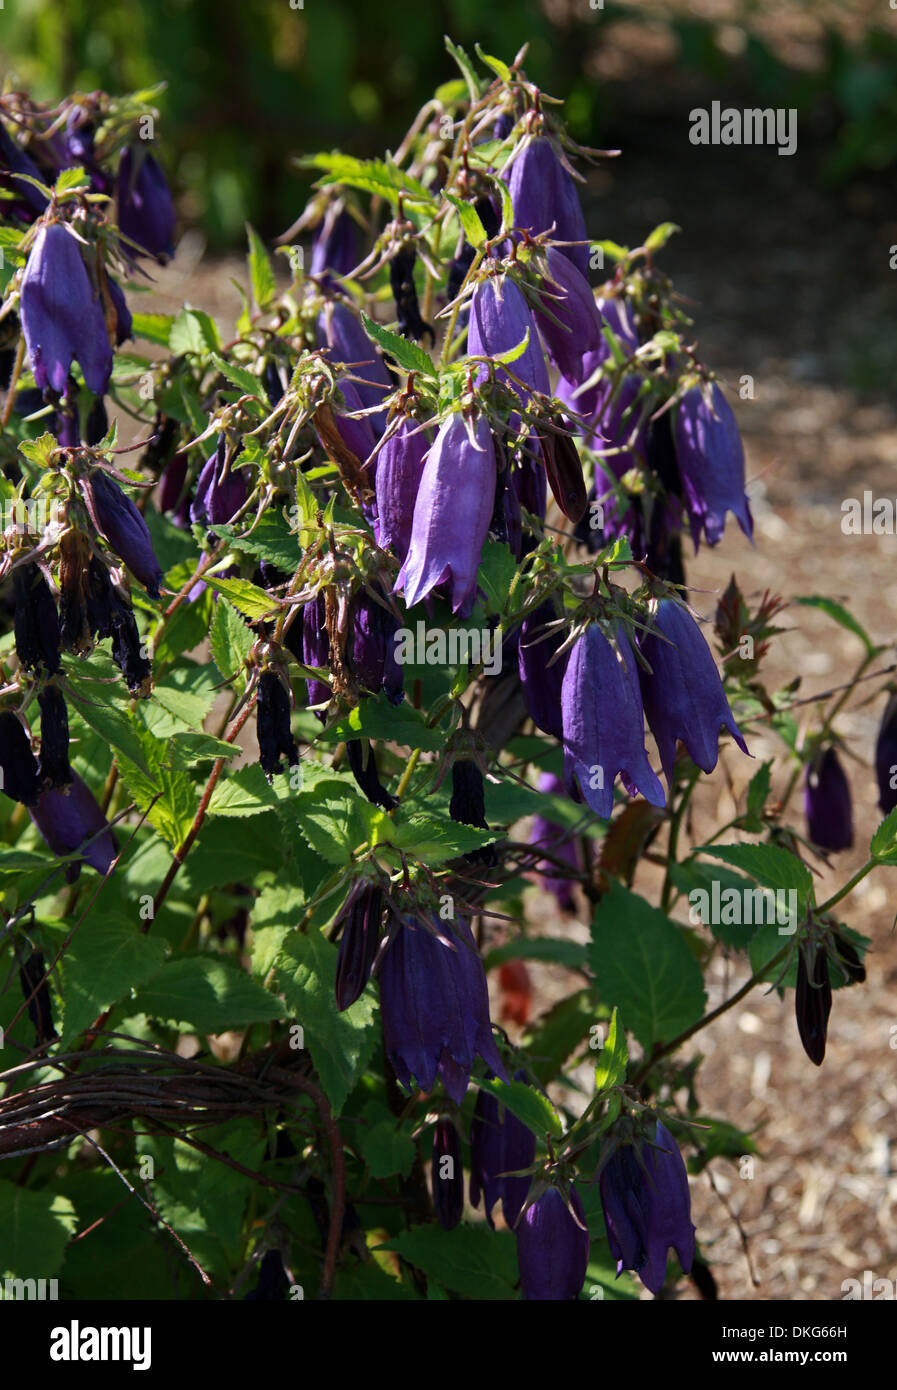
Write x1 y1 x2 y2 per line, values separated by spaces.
29 771 119 874
117 147 176 261
431 1118 465 1230
516 1185 590 1300
804 746 853 852
20 223 112 396
90 469 163 598
675 383 752 548
507 136 589 279
375 418 429 561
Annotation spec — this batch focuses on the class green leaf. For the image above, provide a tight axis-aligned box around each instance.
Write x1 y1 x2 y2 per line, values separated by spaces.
58 917 168 1043
871 805 897 863
209 510 300 571
0 1185 77 1281
384 1224 519 1300
701 842 812 906
589 881 706 1050
444 192 488 248
169 306 220 356
301 152 434 211
359 311 434 376
643 221 681 253
322 696 444 752
444 36 481 104
208 763 294 816
203 575 276 620
210 351 263 398
477 1077 563 1140
794 595 875 655
746 760 773 820
55 165 88 194
522 990 598 1088
593 1007 628 1092
474 44 512 83
115 733 197 853
18 431 57 468
274 930 378 1113
132 956 285 1033
392 812 496 863
131 311 175 347
478 540 517 613
483 937 588 973
210 598 253 683
666 860 759 950
358 1101 416 1180
246 223 276 308
64 667 152 773
293 777 378 864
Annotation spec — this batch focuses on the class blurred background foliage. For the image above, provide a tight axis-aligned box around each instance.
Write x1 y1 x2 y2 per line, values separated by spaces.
1 0 895 247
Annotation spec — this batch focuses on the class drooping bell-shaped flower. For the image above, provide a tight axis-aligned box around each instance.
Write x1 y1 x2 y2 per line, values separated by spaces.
37 684 73 790
117 146 176 261
469 1076 536 1230
20 222 113 396
874 691 897 813
518 601 567 740
389 246 433 344
0 119 49 217
395 413 496 617
157 451 191 528
316 301 392 434
375 418 429 562
0 711 40 806
378 913 507 1105
310 204 358 280
289 593 330 714
675 383 753 548
256 670 299 780
507 135 589 279
561 621 665 817
638 598 748 785
449 757 496 866
88 469 164 599
347 588 403 704
467 275 550 398
334 881 383 1011
516 1185 590 1300
327 378 377 470
13 562 60 675
29 771 119 876
190 437 247 528
795 943 831 1066
107 590 153 698
431 1117 465 1230
533 247 602 385
804 745 853 852
599 1120 696 1296
530 771 581 912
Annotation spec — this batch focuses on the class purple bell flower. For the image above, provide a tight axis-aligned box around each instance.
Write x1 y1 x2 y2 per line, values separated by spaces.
469 1077 536 1229
29 771 119 876
561 621 665 817
88 469 164 598
507 135 589 279
378 914 507 1105
795 943 832 1067
190 437 247 528
316 301 391 435
431 1117 465 1230
375 418 429 562
675 383 753 548
0 119 49 217
516 1185 590 1300
0 711 40 806
13 562 61 675
638 599 748 785
256 670 299 780
599 1120 696 1295
37 684 73 790
310 204 358 280
518 602 567 740
467 275 550 398
347 588 403 704
20 222 113 396
395 413 496 617
295 593 330 714
327 378 377 470
530 771 581 912
874 692 897 813
334 882 383 1011
533 247 602 385
804 746 853 852
117 146 176 261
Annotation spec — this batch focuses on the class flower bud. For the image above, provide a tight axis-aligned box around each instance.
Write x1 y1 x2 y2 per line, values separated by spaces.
256 670 299 780
37 684 73 790
0 710 40 806
516 1185 589 1300
13 563 61 675
334 883 383 1011
89 469 164 599
431 1117 465 1230
795 942 832 1066
804 746 853 852
117 146 176 261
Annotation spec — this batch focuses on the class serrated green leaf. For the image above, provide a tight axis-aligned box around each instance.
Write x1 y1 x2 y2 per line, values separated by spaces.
871 805 897 863
209 510 300 571
208 763 294 816
246 223 276 308
210 598 254 683
131 311 175 347
392 812 496 863
203 575 276 620
385 1224 518 1300
210 351 263 398
132 956 285 1033
359 311 434 376
589 881 706 1050
474 44 511 83
701 842 812 905
169 306 220 356
55 165 88 194
483 937 588 973
477 1077 563 1140
293 777 378 863
18 431 57 468
58 917 168 1043
593 1006 628 1092
274 929 377 1113
321 696 444 752
643 221 681 253
444 192 487 249
444 36 481 104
